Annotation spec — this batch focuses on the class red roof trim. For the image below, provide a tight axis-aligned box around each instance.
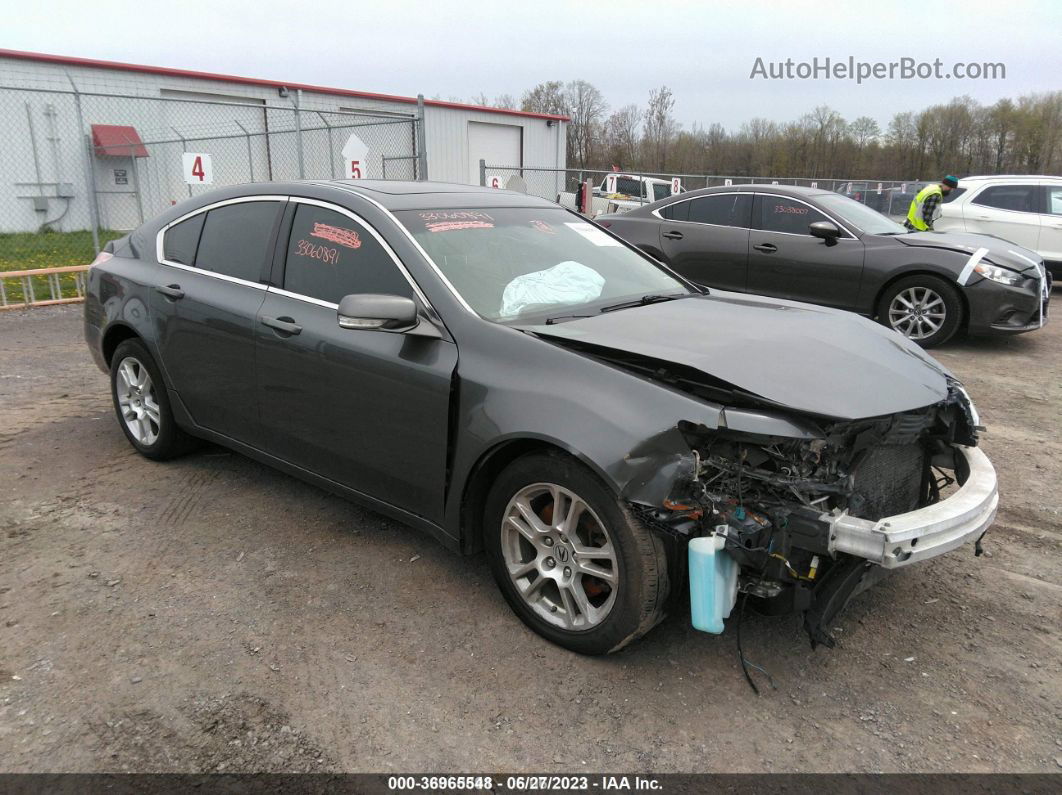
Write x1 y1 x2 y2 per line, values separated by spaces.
0 48 570 122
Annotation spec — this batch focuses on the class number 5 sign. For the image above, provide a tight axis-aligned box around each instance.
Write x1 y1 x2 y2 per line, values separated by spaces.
342 132 369 180
182 153 213 184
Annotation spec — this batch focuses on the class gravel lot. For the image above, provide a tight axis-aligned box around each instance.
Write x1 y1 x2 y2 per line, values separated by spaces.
1 302 1060 773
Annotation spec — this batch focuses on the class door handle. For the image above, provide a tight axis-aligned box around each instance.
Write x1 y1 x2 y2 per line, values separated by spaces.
155 284 184 300
662 230 684 240
261 316 302 336
753 243 778 253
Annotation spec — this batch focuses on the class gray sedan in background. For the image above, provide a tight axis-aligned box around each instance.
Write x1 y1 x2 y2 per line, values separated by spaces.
597 185 1050 347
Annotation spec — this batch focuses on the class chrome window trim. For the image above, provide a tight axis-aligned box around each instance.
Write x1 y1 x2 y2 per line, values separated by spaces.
155 195 288 267
754 193 858 239
651 191 751 228
160 260 267 290
266 285 337 310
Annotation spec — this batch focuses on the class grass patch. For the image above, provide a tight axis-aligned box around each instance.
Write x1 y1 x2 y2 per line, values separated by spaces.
0 228 125 304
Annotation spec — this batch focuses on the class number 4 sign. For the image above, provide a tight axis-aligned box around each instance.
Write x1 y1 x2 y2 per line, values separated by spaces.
182 153 213 184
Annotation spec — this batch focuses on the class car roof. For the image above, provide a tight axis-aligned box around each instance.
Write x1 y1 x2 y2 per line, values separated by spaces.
958 175 1061 182
667 184 833 199
215 179 558 211
315 179 558 210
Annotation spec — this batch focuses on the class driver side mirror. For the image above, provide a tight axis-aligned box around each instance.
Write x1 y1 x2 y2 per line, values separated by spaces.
809 221 842 246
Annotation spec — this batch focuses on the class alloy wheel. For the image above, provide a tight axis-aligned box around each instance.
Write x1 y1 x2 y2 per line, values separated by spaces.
115 356 160 446
500 483 618 631
888 286 947 340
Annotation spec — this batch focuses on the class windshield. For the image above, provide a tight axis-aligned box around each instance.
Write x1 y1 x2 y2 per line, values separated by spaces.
816 193 907 235
397 207 689 322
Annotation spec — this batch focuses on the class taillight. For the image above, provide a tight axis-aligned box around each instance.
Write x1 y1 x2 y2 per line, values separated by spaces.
88 251 113 269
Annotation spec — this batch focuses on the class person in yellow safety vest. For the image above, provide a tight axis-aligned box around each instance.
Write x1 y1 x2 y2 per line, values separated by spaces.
905 175 959 231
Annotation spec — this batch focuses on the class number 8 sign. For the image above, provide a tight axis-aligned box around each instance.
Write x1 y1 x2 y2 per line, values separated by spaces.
182 153 214 185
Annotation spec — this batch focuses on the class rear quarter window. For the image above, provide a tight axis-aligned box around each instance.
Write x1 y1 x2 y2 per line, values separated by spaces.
162 214 205 265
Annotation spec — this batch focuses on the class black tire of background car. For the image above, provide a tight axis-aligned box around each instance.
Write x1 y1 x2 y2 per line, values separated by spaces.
483 452 670 655
876 274 964 348
109 338 198 461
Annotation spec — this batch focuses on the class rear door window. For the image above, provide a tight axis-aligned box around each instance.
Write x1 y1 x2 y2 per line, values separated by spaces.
758 196 828 235
972 184 1038 213
163 214 205 265
687 194 753 227
195 201 282 282
282 203 413 304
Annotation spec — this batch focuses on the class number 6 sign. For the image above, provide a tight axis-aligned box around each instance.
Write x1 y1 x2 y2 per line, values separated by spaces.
182 153 213 185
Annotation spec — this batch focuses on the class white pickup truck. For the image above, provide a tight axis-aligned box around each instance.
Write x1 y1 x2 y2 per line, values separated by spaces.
558 174 682 217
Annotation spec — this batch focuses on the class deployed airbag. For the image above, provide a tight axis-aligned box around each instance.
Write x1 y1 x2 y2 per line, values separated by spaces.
500 261 604 318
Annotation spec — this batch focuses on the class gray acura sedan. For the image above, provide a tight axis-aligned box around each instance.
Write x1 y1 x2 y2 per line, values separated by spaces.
85 181 997 656
597 185 1050 347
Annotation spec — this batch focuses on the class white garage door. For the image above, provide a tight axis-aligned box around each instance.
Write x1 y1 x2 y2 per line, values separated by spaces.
468 121 522 185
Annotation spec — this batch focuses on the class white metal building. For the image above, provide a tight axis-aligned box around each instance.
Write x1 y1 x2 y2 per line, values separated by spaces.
0 49 567 233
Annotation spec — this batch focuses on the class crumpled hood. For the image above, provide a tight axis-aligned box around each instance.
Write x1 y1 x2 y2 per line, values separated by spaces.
894 231 1043 273
525 293 952 421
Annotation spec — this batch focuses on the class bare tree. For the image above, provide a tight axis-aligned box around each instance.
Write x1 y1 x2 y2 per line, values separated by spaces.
565 80 608 169
493 94 517 110
520 81 568 116
603 104 642 168
643 86 677 170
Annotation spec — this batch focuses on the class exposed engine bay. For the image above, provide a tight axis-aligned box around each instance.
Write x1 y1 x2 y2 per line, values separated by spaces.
632 380 981 649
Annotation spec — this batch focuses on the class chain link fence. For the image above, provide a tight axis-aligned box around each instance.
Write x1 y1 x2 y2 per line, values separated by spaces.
0 77 422 301
478 163 929 220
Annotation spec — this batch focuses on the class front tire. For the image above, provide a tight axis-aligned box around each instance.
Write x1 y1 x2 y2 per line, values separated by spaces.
110 338 195 460
484 452 669 655
876 274 963 348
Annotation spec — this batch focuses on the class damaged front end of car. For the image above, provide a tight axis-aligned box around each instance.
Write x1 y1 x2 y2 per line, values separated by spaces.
629 380 996 649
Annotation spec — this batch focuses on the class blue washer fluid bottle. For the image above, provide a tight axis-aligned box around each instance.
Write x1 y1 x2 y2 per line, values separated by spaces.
688 535 739 634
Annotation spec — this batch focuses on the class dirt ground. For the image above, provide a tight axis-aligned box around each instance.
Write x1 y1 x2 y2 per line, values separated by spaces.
1 301 1060 774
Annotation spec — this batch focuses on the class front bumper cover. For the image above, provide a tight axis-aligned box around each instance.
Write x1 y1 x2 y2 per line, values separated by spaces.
824 445 997 568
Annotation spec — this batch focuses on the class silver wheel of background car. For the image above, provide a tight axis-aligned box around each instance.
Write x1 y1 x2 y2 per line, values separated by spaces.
888 286 947 340
500 483 618 631
115 356 160 446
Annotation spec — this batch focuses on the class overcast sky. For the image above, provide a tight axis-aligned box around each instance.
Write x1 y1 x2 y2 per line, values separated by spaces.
4 0 1059 130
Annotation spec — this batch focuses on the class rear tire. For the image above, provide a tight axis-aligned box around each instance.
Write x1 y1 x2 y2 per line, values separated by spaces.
876 274 963 348
110 338 196 460
483 452 669 655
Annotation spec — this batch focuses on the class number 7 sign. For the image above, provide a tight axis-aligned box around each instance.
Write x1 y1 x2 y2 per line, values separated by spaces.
182 153 214 185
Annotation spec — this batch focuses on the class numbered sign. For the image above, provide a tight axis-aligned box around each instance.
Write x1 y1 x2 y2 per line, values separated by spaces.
877 182 883 194
605 173 618 194
810 181 818 188
724 178 733 187
182 153 213 184
771 180 779 185
487 175 504 189
670 177 681 195
342 132 368 180
901 183 907 193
